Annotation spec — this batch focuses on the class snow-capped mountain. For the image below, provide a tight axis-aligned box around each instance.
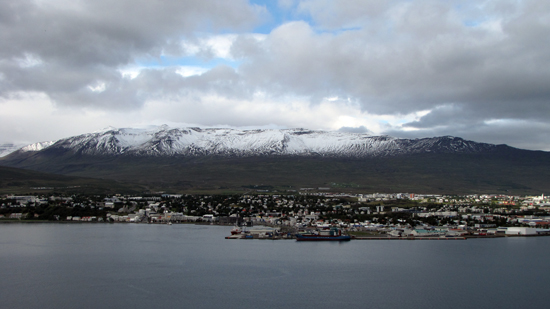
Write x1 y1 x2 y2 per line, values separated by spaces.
14 125 499 157
3 125 548 195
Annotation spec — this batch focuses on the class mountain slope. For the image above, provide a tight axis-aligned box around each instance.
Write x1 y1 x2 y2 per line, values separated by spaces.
0 165 144 194
1 126 549 194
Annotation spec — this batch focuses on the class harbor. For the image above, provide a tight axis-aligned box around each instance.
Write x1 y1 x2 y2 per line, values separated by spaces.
222 224 546 240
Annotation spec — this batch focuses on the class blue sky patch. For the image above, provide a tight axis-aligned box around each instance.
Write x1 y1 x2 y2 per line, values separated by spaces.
136 55 240 70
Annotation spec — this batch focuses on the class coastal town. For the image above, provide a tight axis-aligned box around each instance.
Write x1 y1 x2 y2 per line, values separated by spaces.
2 191 550 238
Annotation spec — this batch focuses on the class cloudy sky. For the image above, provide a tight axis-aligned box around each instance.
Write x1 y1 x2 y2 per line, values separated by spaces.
1 0 549 150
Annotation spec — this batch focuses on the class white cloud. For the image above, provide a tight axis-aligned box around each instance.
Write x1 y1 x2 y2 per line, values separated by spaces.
175 66 209 78
0 92 123 143
118 66 142 79
88 81 106 92
16 53 43 68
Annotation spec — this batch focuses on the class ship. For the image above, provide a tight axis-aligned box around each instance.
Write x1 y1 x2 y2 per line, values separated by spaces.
230 226 242 235
295 227 351 241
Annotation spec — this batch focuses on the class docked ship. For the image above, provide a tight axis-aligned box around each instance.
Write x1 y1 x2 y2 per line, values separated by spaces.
230 226 243 235
295 227 351 241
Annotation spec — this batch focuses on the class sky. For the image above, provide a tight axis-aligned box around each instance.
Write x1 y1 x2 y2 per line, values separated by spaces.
1 0 549 150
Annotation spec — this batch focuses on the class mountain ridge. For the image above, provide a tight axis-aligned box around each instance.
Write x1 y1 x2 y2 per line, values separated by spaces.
2 126 549 194
5 126 509 158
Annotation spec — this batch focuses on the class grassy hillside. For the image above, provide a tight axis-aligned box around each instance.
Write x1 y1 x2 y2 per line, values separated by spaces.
2 146 550 194
0 165 145 194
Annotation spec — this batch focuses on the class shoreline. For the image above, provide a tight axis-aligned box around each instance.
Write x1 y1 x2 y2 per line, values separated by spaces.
3 221 549 240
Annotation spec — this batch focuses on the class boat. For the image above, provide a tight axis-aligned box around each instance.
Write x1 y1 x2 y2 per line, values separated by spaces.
229 224 252 237
225 234 254 239
230 226 242 235
295 227 351 241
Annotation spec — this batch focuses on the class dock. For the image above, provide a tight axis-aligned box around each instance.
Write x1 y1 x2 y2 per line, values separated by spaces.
352 236 467 240
224 234 468 240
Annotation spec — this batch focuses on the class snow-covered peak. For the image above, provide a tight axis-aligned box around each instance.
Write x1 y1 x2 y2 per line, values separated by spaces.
41 125 496 157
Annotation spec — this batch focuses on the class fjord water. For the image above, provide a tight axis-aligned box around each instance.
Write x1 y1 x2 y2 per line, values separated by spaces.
1 224 548 309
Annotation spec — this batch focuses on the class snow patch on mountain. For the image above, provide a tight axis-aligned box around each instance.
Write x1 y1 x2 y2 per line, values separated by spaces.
20 141 56 152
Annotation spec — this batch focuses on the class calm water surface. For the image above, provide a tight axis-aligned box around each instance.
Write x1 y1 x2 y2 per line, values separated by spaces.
0 223 548 309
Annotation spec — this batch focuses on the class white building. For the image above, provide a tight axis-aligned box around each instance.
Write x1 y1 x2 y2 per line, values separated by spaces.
505 227 537 236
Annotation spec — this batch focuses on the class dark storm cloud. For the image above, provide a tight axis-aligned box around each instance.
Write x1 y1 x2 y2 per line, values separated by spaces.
338 126 372 134
132 65 253 103
0 0 260 64
0 0 261 108
227 0 550 150
3 0 549 118
235 8 550 119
